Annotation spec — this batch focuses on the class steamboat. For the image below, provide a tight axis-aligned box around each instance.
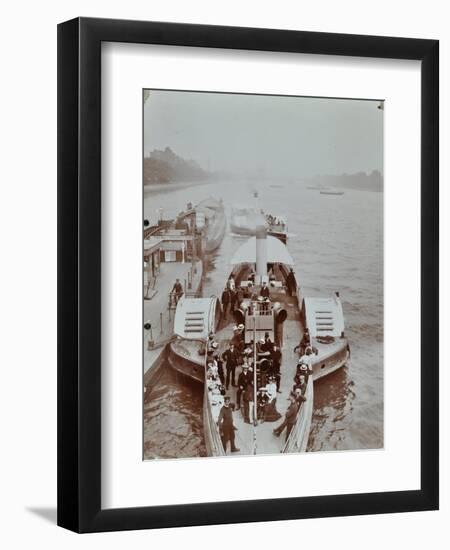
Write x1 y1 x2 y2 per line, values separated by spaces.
169 226 350 456
230 205 288 244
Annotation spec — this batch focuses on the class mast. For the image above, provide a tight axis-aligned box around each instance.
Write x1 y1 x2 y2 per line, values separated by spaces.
255 224 267 283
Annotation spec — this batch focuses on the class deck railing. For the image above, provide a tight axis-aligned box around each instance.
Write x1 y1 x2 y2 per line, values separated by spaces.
282 376 314 453
202 348 226 456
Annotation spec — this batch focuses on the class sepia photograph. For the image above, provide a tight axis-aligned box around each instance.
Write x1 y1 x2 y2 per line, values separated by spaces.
143 89 383 459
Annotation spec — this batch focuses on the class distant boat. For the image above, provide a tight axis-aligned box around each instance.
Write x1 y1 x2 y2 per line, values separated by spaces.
195 198 227 253
320 190 344 196
176 198 227 253
231 206 288 244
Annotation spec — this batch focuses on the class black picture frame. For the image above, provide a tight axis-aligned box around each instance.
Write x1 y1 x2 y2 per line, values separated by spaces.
57 17 439 533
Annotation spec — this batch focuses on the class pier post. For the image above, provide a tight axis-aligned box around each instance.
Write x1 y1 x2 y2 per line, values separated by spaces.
160 312 163 335
144 321 154 349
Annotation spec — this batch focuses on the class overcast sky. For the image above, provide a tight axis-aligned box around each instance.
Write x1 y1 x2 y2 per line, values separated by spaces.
143 90 383 178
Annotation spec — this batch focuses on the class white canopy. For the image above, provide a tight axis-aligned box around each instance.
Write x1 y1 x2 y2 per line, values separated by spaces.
231 235 294 266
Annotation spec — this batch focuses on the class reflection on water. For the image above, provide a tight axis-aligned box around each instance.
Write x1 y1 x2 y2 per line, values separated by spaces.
144 179 383 458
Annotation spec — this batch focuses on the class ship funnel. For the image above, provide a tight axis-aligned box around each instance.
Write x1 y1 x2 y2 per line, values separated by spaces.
255 224 268 282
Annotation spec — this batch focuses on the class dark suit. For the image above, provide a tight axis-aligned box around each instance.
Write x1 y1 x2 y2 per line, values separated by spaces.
236 370 253 408
218 405 237 452
286 271 297 296
222 348 240 388
271 348 282 390
229 289 237 311
243 384 254 423
231 332 244 353
216 358 225 385
221 289 230 317
260 285 270 298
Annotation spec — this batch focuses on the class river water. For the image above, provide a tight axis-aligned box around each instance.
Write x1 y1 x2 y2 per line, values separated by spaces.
143 179 383 458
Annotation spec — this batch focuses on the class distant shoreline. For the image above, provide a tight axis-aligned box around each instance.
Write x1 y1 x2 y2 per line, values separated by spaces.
144 179 212 193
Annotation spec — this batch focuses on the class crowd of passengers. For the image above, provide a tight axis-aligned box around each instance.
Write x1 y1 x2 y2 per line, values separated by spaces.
220 267 298 320
206 324 317 451
265 213 286 228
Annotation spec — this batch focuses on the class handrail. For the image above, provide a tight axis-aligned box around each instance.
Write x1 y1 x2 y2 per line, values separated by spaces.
282 376 314 453
202 342 226 456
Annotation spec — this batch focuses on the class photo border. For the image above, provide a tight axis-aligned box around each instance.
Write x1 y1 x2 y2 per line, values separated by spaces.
57 17 438 533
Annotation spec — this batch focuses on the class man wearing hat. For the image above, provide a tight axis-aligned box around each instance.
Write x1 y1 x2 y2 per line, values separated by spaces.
262 332 274 353
231 324 245 353
256 338 271 358
273 394 300 442
242 381 254 424
206 331 215 352
236 363 253 410
171 278 183 304
293 373 308 397
298 347 314 380
294 328 311 357
270 345 282 392
286 267 297 296
294 387 307 407
260 281 270 299
218 396 240 453
294 361 310 389
222 343 240 389
207 340 219 356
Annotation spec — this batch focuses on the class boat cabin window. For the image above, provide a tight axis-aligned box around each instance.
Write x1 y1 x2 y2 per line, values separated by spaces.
164 250 177 262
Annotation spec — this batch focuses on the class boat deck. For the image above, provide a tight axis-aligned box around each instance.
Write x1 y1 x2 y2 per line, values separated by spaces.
216 288 305 456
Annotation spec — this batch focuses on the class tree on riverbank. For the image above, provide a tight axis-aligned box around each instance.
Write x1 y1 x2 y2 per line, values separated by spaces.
144 147 209 185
